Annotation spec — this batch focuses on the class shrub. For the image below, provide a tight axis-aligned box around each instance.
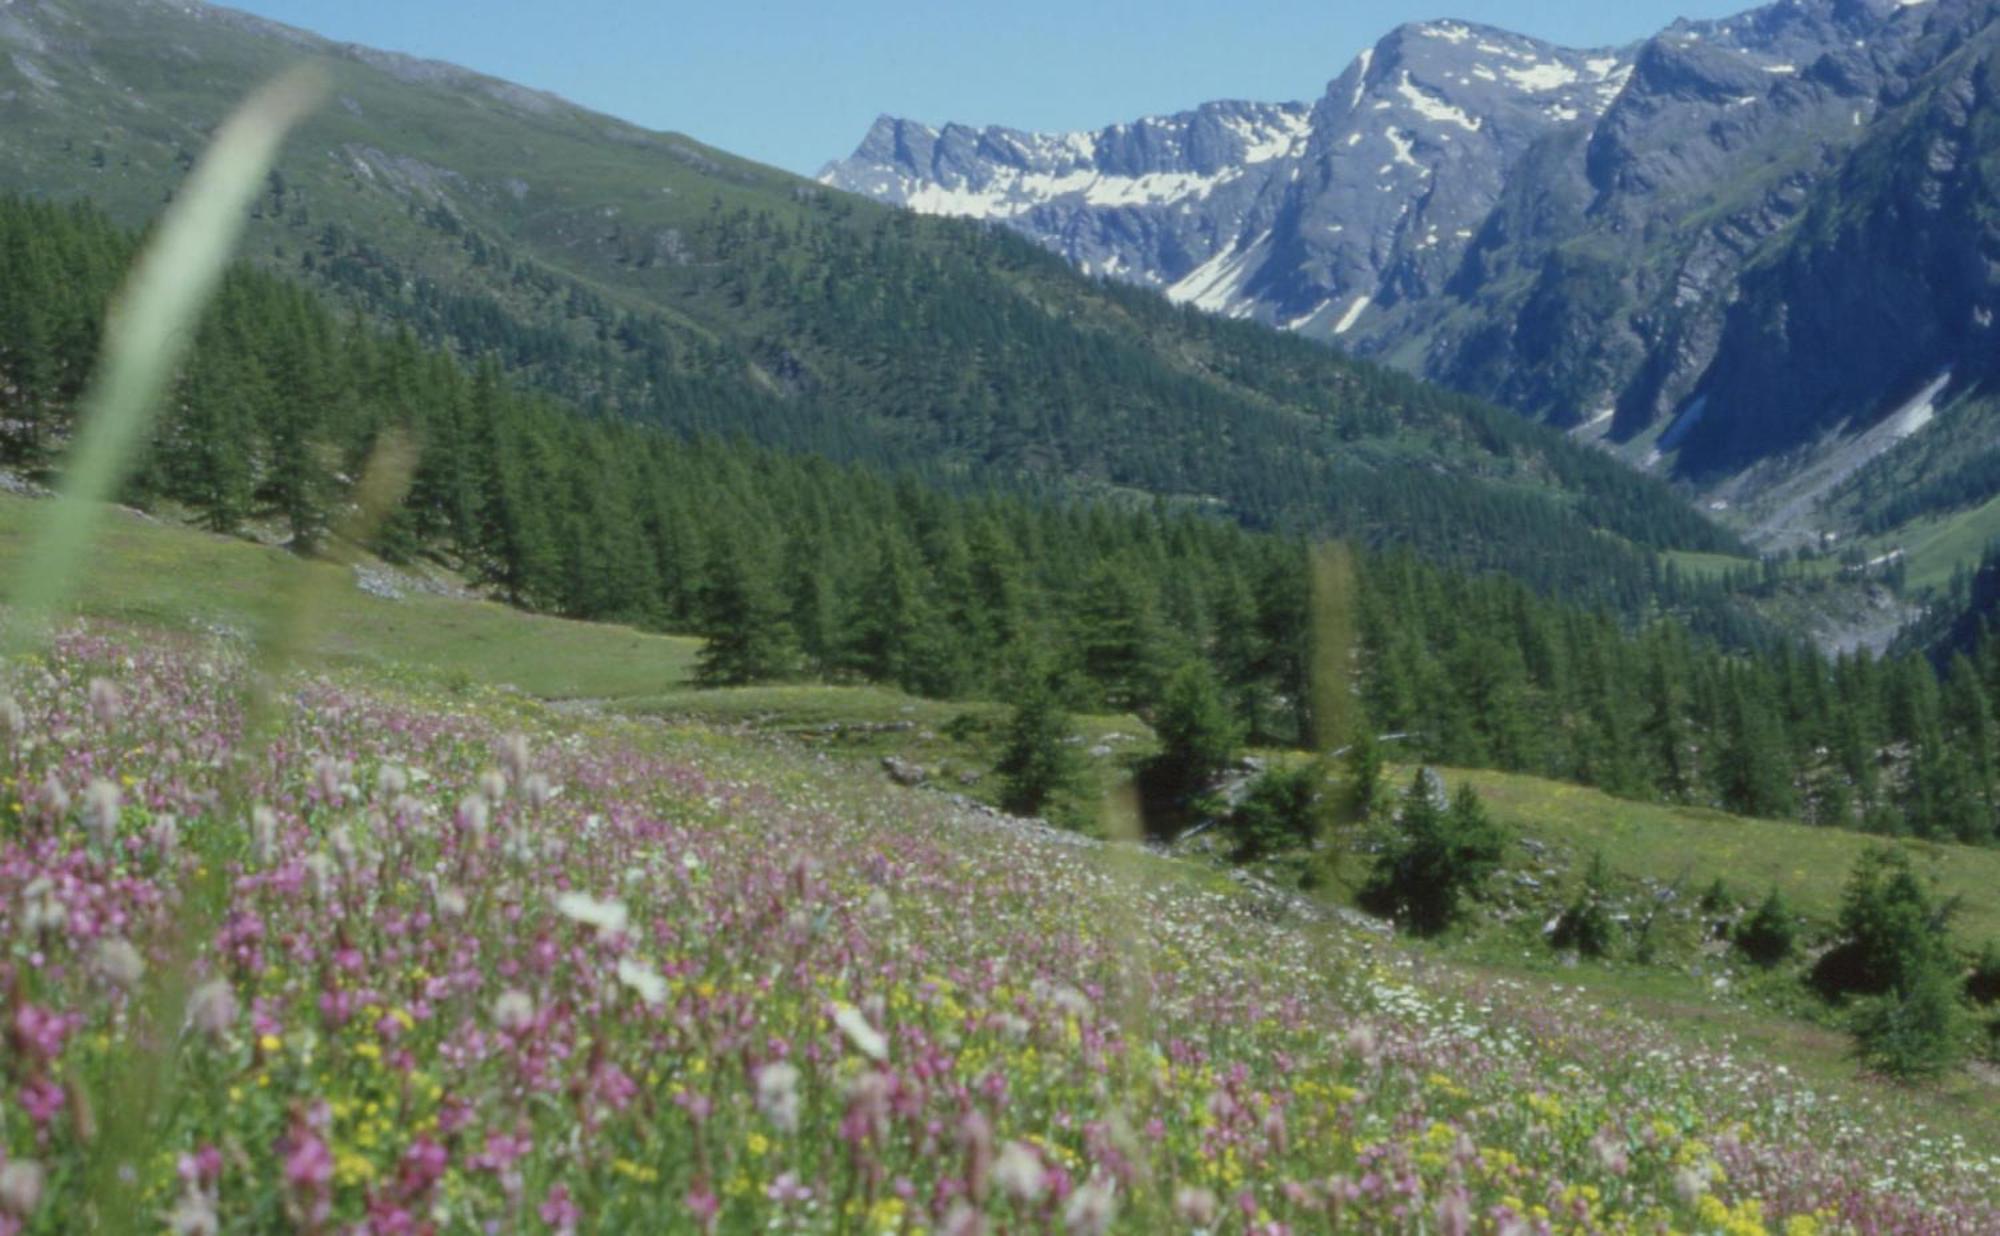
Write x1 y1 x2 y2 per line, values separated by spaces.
1853 961 1969 1081
1817 847 1956 997
1698 877 1733 914
994 665 1082 820
1970 942 2000 1007
1228 761 1327 860
1343 726 1382 822
1150 660 1243 794
1551 853 1615 960
1825 848 1970 1080
1734 886 1796 968
1360 771 1505 937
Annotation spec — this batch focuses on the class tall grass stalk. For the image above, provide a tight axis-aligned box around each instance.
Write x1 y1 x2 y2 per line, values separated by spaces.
13 67 331 1228
4 66 328 650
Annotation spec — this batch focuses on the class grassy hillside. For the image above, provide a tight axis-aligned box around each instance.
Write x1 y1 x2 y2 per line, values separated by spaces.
5 596 2000 1231
1449 766 2000 945
0 491 698 698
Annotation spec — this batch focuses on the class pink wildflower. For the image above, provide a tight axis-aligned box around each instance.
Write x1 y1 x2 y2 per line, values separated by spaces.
539 1184 580 1233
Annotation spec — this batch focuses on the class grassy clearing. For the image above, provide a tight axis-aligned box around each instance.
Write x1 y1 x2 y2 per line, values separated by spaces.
0 492 698 698
1662 548 1758 581
13 488 1999 1166
1890 491 2000 594
622 682 1156 818
1442 764 2000 945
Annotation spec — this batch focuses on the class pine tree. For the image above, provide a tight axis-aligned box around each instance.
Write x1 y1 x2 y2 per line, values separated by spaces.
1734 886 1797 967
1551 852 1616 959
1227 760 1327 859
1148 659 1242 800
1072 562 1166 712
1361 773 1505 937
166 342 256 533
1344 723 1384 822
1641 647 1694 801
695 534 795 686
1830 847 1957 996
994 662 1083 821
1716 679 1795 818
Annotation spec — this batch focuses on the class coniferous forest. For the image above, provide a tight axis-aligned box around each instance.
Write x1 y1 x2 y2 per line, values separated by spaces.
2 194 2000 845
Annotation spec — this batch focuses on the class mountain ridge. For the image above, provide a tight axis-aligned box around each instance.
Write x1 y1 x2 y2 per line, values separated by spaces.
823 0 1997 544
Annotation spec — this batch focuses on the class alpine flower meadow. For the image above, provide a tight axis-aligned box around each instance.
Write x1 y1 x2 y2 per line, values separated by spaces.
0 624 1994 1233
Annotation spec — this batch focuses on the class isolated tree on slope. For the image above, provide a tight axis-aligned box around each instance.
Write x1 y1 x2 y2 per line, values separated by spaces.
1834 847 1969 1079
1149 659 1242 800
1362 772 1506 937
995 661 1082 820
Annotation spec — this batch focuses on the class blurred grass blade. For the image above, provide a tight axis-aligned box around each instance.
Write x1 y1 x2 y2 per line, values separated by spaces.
6 66 328 647
1307 541 1360 753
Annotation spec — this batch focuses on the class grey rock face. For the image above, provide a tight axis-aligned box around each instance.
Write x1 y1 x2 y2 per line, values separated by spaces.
824 19 1631 333
824 0 1999 498
825 100 1314 296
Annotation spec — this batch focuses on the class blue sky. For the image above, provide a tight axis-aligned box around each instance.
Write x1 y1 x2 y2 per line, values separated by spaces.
228 1 1753 175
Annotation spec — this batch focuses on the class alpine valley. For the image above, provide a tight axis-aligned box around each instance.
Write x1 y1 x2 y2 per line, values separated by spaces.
0 0 1762 615
825 0 2000 565
4 0 2000 1231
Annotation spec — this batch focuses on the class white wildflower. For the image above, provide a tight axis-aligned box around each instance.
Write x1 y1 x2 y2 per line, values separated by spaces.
94 937 145 988
457 793 490 843
554 891 628 935
304 853 338 901
35 772 68 826
87 678 122 727
1061 1172 1116 1235
832 1002 888 1061
993 1141 1045 1204
249 806 278 867
493 989 536 1032
478 769 508 806
148 813 179 858
615 957 667 1006
1174 1185 1218 1227
523 772 556 809
186 979 238 1038
0 1158 43 1218
81 779 121 849
21 877 64 935
166 1187 219 1236
755 1061 802 1133
1673 1163 1708 1207
500 733 532 780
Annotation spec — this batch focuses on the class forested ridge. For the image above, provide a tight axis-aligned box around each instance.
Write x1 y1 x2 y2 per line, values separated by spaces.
295 188 1745 608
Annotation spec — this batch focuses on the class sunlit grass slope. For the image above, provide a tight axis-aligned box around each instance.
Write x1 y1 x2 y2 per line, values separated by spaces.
0 492 698 698
1447 765 2000 945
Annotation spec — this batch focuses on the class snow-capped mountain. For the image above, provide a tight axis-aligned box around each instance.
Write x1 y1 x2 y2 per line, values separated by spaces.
824 21 1631 331
824 0 1990 502
828 102 1312 289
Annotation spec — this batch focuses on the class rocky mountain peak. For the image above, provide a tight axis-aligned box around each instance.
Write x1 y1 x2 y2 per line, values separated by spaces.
822 0 1998 513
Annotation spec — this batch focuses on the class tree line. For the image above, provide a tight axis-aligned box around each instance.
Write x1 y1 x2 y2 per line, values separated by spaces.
4 195 2000 845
